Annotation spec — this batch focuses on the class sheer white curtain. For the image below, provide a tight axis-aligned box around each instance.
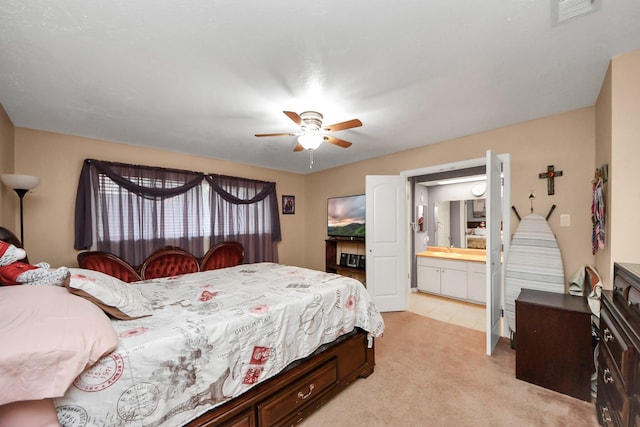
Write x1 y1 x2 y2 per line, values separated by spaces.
75 160 281 267
206 174 281 263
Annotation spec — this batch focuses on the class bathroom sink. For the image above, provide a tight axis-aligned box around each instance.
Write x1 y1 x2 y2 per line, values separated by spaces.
429 251 462 257
417 248 488 263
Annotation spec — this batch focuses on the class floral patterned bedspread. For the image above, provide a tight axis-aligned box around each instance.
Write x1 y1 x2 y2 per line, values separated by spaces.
54 263 385 427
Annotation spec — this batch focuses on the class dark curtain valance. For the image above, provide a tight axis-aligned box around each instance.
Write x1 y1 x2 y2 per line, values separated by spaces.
74 159 204 249
74 159 282 251
205 174 276 205
206 174 282 249
88 159 204 199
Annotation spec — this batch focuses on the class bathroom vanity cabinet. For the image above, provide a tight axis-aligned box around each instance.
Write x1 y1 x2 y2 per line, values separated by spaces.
416 255 486 304
467 262 486 303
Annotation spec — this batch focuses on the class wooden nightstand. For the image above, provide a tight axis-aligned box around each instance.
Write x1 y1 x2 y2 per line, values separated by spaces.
515 288 593 401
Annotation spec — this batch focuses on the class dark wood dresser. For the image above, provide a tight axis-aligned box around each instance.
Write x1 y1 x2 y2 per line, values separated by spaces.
515 288 594 401
597 263 640 426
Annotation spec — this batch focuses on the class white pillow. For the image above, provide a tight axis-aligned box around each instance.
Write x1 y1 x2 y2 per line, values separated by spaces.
66 268 152 320
474 228 487 236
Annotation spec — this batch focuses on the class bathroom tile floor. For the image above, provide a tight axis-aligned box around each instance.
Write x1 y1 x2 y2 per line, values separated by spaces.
408 291 486 332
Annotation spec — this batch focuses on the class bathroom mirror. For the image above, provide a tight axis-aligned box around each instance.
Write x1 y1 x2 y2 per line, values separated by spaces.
432 199 486 248
416 205 426 232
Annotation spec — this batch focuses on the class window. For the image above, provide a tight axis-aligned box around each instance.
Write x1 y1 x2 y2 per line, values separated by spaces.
75 159 281 266
207 174 280 263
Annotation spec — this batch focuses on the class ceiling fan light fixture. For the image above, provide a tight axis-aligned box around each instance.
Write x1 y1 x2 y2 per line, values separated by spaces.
299 111 323 131
297 133 324 150
256 110 360 154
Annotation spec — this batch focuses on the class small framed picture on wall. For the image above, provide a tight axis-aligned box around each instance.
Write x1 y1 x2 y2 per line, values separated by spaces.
472 199 486 218
282 195 295 214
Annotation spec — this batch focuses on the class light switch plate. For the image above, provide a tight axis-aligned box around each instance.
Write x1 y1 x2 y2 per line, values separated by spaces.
560 214 571 227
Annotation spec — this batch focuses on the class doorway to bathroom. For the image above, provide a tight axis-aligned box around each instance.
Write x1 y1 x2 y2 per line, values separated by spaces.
404 152 510 355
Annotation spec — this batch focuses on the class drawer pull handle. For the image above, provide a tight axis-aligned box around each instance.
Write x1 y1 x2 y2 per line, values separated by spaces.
603 328 614 342
297 384 315 400
601 406 612 423
603 368 614 384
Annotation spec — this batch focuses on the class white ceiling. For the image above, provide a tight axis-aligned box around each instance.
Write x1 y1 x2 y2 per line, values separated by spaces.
1 1 639 175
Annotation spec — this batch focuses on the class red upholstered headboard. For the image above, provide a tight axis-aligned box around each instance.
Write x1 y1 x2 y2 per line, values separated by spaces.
200 242 245 271
77 251 142 283
77 242 245 281
140 246 200 280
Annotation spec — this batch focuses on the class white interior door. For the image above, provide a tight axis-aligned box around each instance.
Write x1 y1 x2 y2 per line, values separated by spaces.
365 175 407 312
486 150 504 355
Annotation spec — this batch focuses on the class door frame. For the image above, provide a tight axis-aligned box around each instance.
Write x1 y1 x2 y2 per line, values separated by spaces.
401 154 511 346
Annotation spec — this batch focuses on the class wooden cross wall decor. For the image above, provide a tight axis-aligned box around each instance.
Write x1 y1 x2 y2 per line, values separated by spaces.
539 165 563 195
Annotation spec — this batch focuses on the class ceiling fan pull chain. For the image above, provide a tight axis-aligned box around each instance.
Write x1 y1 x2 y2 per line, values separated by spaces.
309 149 314 169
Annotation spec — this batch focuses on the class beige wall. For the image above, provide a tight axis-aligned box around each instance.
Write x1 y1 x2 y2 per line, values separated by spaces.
13 128 306 268
609 50 640 279
594 49 640 286
8 108 599 287
5 49 640 288
306 108 597 287
595 63 613 284
0 103 16 225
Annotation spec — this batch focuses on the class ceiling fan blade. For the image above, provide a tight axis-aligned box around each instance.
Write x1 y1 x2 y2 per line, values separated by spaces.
283 111 302 126
324 135 352 148
323 118 362 132
293 143 305 152
255 132 296 137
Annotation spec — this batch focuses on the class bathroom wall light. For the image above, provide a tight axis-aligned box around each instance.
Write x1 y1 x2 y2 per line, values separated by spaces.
435 175 486 186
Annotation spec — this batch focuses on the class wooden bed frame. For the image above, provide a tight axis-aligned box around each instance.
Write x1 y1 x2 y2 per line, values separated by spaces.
0 230 377 426
75 245 377 426
186 328 375 427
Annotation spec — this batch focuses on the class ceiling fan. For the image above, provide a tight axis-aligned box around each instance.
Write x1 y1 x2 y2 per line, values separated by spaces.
255 111 362 152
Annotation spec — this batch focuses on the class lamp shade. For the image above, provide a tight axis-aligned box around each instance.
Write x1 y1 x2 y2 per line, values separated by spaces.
1 174 40 190
297 133 324 150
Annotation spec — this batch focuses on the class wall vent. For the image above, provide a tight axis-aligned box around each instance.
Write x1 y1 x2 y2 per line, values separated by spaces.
552 0 601 25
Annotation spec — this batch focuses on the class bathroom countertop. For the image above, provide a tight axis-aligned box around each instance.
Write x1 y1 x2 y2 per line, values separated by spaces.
416 247 487 263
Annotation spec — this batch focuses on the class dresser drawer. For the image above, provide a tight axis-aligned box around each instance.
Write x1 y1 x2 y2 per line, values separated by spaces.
258 359 337 426
600 307 636 392
614 273 634 296
598 348 631 426
597 384 623 427
631 396 640 427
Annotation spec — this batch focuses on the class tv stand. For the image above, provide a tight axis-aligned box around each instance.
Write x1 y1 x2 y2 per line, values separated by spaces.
325 238 366 285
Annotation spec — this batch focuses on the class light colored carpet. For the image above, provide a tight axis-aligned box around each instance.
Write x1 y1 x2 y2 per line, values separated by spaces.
302 311 599 427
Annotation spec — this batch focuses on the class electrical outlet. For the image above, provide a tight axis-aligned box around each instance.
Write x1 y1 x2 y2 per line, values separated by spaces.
560 214 571 227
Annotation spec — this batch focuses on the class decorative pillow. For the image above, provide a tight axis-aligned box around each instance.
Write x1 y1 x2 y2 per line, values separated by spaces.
0 285 118 405
66 268 152 320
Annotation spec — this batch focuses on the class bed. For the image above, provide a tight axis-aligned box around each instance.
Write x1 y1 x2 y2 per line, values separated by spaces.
466 221 487 249
0 244 384 427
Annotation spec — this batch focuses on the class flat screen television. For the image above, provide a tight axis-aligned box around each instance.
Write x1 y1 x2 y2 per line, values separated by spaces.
327 194 365 238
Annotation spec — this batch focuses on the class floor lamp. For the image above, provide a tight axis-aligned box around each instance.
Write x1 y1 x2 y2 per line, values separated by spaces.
1 174 40 245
